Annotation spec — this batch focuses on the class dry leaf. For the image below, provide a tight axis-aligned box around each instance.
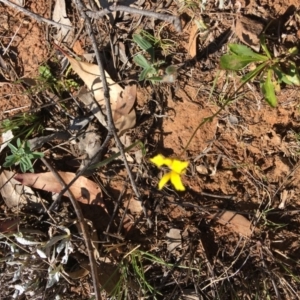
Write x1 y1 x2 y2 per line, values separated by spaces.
0 129 13 153
67 55 136 134
235 16 264 52
67 55 123 107
210 210 252 237
72 40 85 56
77 87 107 127
166 228 182 252
113 85 136 121
113 84 136 135
0 170 36 208
14 172 105 208
124 197 143 215
52 0 74 43
187 22 198 58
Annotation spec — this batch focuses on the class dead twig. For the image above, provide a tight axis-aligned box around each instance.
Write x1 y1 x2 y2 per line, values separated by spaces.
73 0 153 229
40 157 102 300
86 5 182 32
0 0 73 30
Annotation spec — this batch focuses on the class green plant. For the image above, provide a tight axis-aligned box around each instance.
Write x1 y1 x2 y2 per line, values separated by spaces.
3 138 44 172
220 37 300 107
139 29 175 56
0 112 44 139
132 33 177 83
22 64 79 96
178 0 205 12
107 246 201 298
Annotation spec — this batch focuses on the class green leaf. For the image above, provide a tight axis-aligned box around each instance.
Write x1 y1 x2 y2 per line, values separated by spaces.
220 54 261 70
16 138 21 148
282 64 300 85
288 47 298 56
32 151 44 159
3 155 17 167
133 54 152 69
139 68 151 81
133 34 154 61
229 44 268 61
261 69 277 107
7 143 18 154
241 61 269 83
260 36 272 59
148 76 163 82
39 65 54 81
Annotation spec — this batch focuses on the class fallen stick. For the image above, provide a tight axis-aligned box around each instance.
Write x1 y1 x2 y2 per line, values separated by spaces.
86 5 182 32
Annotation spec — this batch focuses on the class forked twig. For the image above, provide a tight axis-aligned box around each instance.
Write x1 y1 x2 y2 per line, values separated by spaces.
0 0 73 29
86 5 182 32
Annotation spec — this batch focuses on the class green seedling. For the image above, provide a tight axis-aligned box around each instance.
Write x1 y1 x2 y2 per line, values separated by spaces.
3 138 44 173
220 37 300 107
132 33 177 83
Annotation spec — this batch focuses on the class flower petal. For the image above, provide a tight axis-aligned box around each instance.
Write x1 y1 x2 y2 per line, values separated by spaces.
170 171 186 191
171 159 189 174
158 172 172 190
150 154 166 167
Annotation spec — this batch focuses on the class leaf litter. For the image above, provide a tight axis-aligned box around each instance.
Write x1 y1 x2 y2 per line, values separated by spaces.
0 0 300 298
14 171 106 209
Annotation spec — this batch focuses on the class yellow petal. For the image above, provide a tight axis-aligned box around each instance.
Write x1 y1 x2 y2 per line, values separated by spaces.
158 172 172 190
150 154 166 167
171 159 189 174
170 171 186 191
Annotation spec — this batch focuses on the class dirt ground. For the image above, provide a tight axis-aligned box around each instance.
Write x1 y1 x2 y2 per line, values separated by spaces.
0 0 300 299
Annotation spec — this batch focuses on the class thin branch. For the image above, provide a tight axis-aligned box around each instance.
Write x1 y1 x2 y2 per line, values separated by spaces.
0 0 73 29
73 0 153 227
86 5 182 32
40 158 102 300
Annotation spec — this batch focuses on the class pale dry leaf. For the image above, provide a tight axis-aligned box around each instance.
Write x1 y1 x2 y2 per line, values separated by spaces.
68 56 136 135
211 210 252 237
113 84 136 134
68 57 136 135
113 85 136 122
76 87 107 127
0 129 13 153
52 0 74 43
67 55 123 107
77 129 102 170
235 16 264 52
196 164 209 175
14 172 105 209
115 109 136 136
124 198 143 215
187 22 198 58
11 0 24 6
0 170 36 208
166 228 182 252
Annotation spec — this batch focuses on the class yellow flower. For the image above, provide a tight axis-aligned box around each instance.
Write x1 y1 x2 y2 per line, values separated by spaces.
150 154 189 191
